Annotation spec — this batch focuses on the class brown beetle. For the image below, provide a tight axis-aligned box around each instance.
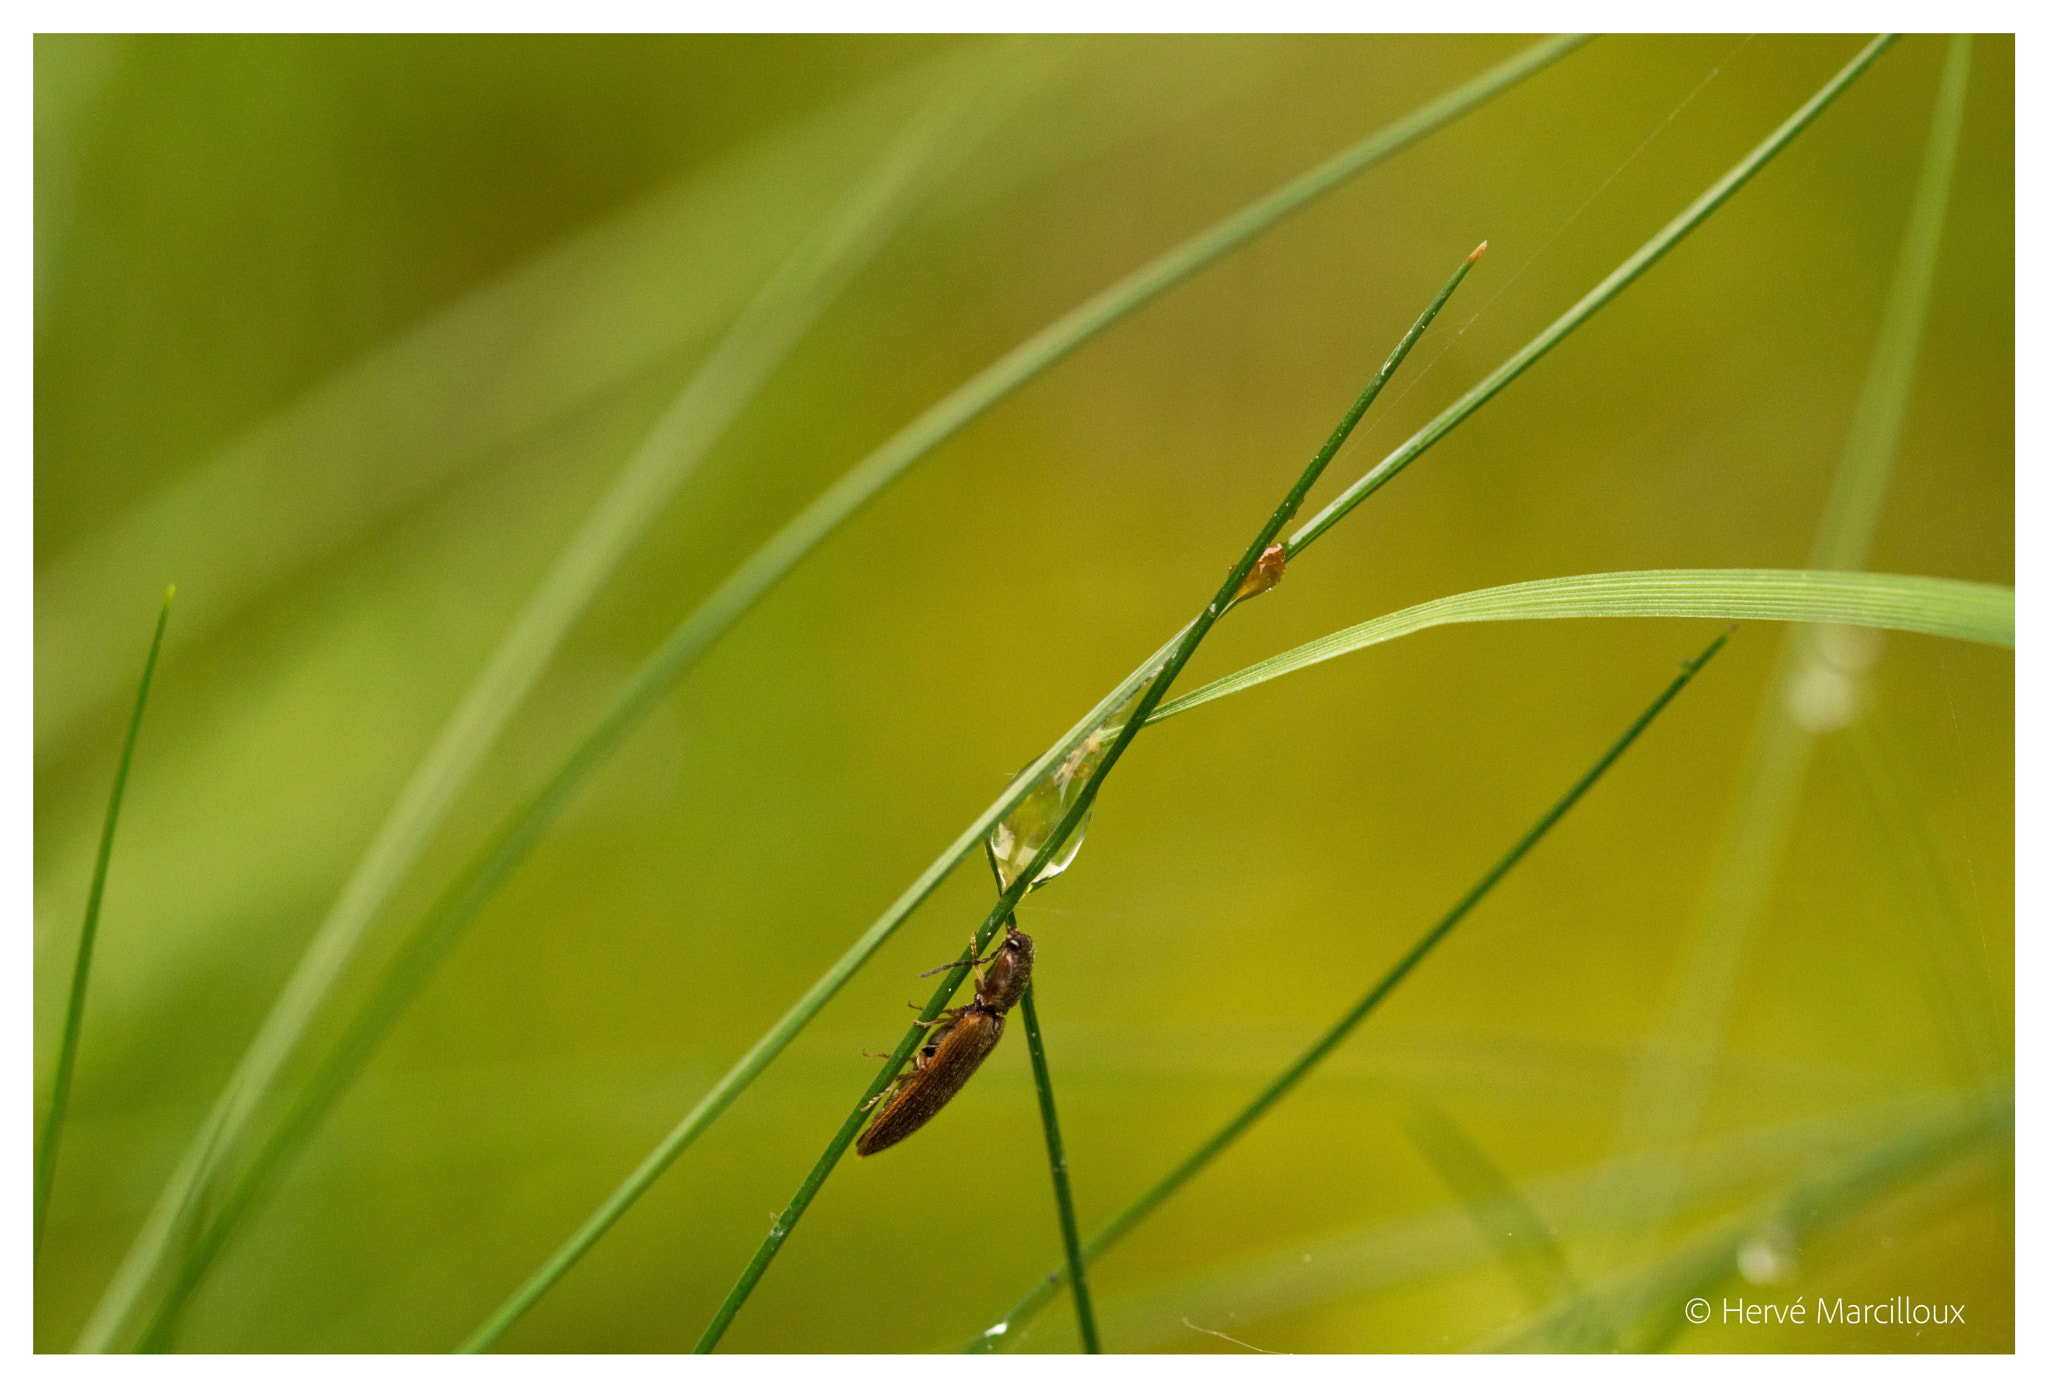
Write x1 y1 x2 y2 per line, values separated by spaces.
856 922 1035 1156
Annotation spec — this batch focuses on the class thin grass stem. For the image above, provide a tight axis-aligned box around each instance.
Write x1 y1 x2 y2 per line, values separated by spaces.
968 631 1729 1350
687 249 1482 1353
35 585 172 1262
1286 34 1898 556
1019 981 1099 1352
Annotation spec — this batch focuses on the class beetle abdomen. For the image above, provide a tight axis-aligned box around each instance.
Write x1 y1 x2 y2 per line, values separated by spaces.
855 1010 1006 1156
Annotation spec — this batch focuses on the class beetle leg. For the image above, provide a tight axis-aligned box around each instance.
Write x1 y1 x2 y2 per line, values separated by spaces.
919 936 1000 981
907 1003 968 1025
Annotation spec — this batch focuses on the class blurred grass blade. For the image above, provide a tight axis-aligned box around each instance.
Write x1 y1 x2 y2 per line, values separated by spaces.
1841 713 2002 1081
1393 1093 1579 1311
87 51 1038 1353
969 634 1727 1351
1585 35 1972 1282
1148 569 2013 726
34 586 172 1262
34 50 969 761
1019 983 1100 1352
687 249 1483 1354
1485 1083 2010 1352
1053 1092 1977 1352
1286 34 1898 555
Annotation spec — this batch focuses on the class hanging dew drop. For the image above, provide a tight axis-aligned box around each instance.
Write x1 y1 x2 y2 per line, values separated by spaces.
988 661 1162 892
988 794 1092 891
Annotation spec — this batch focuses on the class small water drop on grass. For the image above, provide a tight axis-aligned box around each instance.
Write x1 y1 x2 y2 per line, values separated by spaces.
987 673 1157 890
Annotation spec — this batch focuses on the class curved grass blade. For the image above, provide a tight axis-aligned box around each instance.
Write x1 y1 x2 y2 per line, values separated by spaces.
967 633 1727 1350
1585 34 1975 1287
36 585 172 1262
1020 983 1099 1352
91 48 1035 1356
970 631 1728 1343
1146 569 2014 726
673 250 1489 1355
1286 34 1899 557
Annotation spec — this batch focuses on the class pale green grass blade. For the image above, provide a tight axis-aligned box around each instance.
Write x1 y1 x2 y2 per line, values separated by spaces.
33 56 952 762
1840 713 2003 1081
1585 34 1974 1285
1286 35 1899 556
35 586 172 1262
1026 1092 1966 1352
969 635 1726 1351
1148 569 2011 727
1394 1094 1580 1311
84 49 1037 1356
1484 1082 2010 1351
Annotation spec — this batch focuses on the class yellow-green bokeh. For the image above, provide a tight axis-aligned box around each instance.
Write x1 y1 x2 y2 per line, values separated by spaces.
35 35 2012 1352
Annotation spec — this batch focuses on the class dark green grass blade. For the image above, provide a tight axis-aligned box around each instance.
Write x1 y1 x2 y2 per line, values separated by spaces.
35 586 173 1262
687 250 1482 1354
1287 34 1898 555
967 632 1728 1351
1020 982 1099 1352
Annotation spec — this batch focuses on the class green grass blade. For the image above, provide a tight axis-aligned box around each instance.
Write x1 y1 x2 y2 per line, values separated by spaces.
1393 1093 1579 1311
1055 1092 1974 1352
1809 35 1973 571
35 48 981 760
1148 569 2013 726
687 249 1483 1354
1020 982 1100 1352
1586 34 1974 1285
36 585 172 1262
1286 34 1898 556
91 55 1033 1353
474 246 1484 1354
1841 713 2002 1081
1485 1083 2010 1352
968 633 1728 1351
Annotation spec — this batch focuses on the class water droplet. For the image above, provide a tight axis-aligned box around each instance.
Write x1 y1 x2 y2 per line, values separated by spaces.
988 770 1095 891
988 677 1153 892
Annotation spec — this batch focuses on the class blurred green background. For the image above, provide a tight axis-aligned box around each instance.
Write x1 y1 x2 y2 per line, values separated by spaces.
34 35 2012 1352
